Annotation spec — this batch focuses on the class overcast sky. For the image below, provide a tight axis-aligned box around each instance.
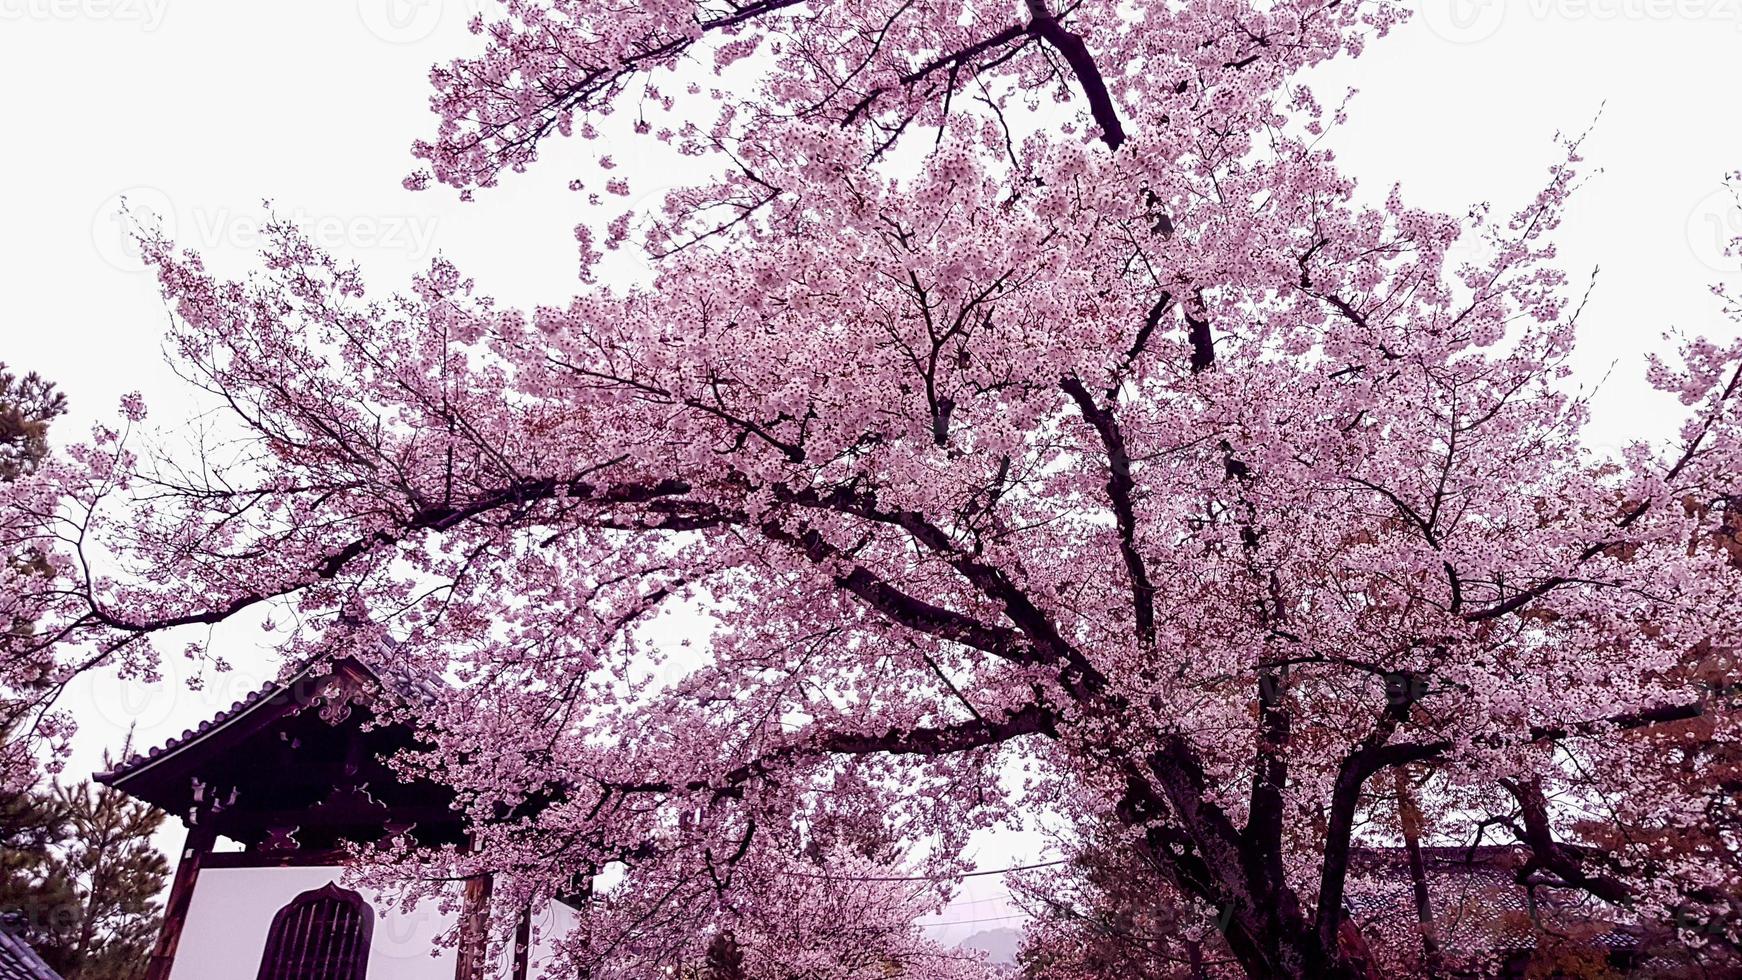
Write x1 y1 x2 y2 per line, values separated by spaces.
3 0 1740 941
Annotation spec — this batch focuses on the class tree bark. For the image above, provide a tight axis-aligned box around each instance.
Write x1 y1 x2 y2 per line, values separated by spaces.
1395 767 1443 980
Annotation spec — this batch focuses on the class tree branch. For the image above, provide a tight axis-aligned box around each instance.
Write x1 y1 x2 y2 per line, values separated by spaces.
1024 0 1126 150
1061 376 1155 646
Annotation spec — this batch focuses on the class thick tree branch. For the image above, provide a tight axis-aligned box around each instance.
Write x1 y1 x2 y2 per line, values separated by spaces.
1184 296 1215 373
1061 376 1155 646
683 703 1059 797
841 22 1030 126
759 520 1041 667
1501 777 1633 906
777 485 1108 697
815 702 1057 756
1315 679 1451 955
1529 698 1706 743
1315 737 1450 955
84 475 697 636
1024 0 1127 150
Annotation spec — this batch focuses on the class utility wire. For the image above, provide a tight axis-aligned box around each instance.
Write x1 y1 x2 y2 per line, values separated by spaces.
774 858 1066 882
939 891 1014 906
917 912 1029 928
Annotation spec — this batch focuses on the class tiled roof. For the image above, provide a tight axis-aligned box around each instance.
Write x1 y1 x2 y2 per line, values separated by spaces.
0 918 62 980
1347 846 1639 956
97 674 288 783
96 647 445 787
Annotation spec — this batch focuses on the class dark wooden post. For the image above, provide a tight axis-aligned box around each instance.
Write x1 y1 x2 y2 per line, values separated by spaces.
453 871 494 980
143 820 217 980
572 870 594 980
510 905 532 980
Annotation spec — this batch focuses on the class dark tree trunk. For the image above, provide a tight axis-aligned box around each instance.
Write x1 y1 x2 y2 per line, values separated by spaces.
1395 767 1443 979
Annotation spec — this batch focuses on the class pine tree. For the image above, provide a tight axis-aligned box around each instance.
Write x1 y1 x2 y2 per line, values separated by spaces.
0 739 168 980
50 768 168 980
0 363 66 483
0 360 80 964
2 360 67 648
0 784 80 969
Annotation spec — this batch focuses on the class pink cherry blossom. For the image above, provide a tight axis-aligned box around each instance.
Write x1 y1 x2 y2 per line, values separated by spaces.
8 2 1741 976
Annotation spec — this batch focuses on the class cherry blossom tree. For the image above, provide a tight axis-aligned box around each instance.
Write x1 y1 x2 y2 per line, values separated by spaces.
18 1 1742 976
675 847 988 980
1013 818 1231 979
0 367 139 792
0 464 67 790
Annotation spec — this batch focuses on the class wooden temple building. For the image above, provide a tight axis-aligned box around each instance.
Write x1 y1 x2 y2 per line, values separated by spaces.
96 656 580 980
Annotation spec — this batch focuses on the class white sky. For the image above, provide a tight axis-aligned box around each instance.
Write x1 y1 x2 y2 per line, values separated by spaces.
2 0 1739 943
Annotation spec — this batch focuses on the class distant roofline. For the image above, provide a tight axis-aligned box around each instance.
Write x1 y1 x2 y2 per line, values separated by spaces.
0 912 65 980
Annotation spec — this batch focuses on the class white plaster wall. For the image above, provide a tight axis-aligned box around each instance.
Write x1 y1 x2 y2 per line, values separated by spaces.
478 896 585 980
526 900 582 980
168 865 459 980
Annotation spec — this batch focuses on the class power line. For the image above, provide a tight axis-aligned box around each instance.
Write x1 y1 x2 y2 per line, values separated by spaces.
775 858 1066 882
941 891 1014 906
918 912 1029 928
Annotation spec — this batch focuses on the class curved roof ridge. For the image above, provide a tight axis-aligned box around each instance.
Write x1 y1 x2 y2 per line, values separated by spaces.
95 636 448 788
